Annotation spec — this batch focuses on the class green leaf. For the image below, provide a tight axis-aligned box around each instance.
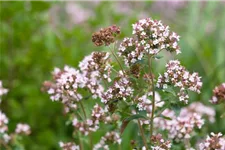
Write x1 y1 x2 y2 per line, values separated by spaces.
163 86 176 96
153 55 163 59
124 114 147 122
160 115 172 120
120 114 147 134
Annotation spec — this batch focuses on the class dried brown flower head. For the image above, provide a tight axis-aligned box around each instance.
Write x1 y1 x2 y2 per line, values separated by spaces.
92 25 120 46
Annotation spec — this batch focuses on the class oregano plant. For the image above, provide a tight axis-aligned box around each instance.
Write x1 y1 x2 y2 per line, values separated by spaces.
41 18 225 150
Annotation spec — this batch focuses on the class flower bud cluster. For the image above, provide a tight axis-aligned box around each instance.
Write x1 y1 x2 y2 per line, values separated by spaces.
93 131 122 150
92 25 120 46
118 37 144 66
118 18 180 67
157 60 202 103
199 132 225 150
154 104 208 141
180 102 215 123
59 141 80 150
43 52 112 112
42 66 83 112
15 123 31 135
0 111 8 134
0 80 30 145
101 72 134 104
210 83 225 104
79 52 112 98
151 134 172 150
72 104 116 135
136 92 164 113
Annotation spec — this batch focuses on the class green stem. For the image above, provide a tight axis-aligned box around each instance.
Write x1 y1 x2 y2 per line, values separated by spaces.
80 102 93 149
80 102 87 119
148 55 155 140
77 131 83 150
137 120 148 150
109 45 125 75
0 139 12 150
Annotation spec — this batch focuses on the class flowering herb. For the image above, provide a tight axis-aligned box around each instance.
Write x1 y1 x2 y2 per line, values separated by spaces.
42 17 223 150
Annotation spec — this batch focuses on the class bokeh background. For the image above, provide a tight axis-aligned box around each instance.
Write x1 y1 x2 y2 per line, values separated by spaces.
0 1 225 150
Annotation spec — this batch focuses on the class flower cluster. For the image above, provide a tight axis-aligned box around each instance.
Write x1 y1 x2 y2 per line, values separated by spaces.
210 83 225 104
72 104 116 135
154 107 205 141
101 71 134 104
0 80 8 103
157 60 202 103
15 123 31 135
118 37 144 66
118 18 180 67
79 52 112 98
199 132 225 150
180 102 215 123
42 66 83 113
151 134 172 150
93 131 122 150
59 141 80 150
92 25 120 46
0 80 30 146
0 111 8 134
42 52 113 113
136 92 164 113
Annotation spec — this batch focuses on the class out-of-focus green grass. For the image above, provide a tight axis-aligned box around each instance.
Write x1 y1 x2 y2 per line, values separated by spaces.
0 1 224 150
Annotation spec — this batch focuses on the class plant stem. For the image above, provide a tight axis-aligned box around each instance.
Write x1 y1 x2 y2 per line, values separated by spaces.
76 131 83 150
80 102 87 119
89 133 93 149
80 102 93 149
109 45 125 75
0 139 11 150
148 55 155 140
137 119 148 150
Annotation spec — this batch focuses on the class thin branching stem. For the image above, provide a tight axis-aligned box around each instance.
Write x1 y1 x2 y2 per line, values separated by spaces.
0 140 11 150
80 102 87 119
148 54 155 141
80 102 93 149
109 44 125 75
138 119 148 150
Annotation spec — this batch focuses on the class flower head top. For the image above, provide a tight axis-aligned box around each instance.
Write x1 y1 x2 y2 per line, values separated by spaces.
133 18 180 54
92 25 120 46
151 134 171 150
199 132 225 150
136 92 164 113
59 141 80 150
180 102 215 123
72 104 116 135
210 83 225 104
79 52 112 99
101 71 134 104
42 66 83 113
118 18 180 67
157 60 202 103
15 123 31 135
154 108 204 141
93 131 121 150
0 111 8 133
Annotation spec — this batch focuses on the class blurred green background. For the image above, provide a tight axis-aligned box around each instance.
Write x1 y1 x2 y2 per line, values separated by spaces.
0 1 225 149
